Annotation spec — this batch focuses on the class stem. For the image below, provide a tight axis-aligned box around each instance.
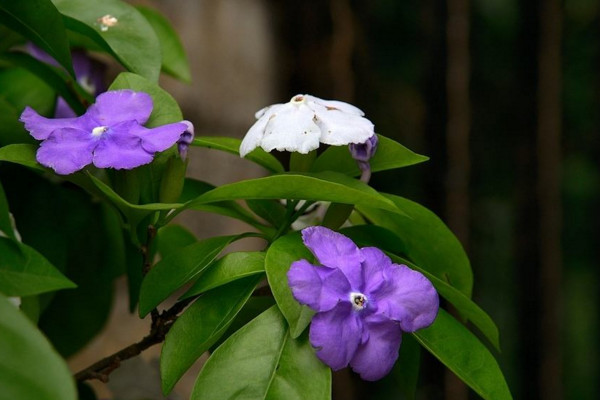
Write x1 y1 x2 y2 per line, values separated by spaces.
74 297 195 383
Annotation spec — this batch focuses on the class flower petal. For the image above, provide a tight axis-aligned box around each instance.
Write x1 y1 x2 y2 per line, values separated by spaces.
259 103 321 154
301 226 364 290
309 302 363 370
20 106 82 140
239 112 271 157
306 95 365 116
373 263 439 332
312 104 375 146
36 128 94 174
288 259 351 312
87 90 153 126
131 122 188 153
92 122 152 170
350 318 403 381
360 247 391 295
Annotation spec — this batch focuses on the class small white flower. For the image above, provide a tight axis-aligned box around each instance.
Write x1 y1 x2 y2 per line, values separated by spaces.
239 94 375 157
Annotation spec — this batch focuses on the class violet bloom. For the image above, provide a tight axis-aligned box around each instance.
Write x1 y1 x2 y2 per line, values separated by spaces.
349 134 378 183
20 90 189 175
177 120 195 159
288 226 439 381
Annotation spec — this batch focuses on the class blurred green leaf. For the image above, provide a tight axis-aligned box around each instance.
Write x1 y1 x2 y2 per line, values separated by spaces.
136 6 191 83
413 309 512 400
358 193 473 297
0 0 74 75
193 136 285 173
161 276 261 394
311 134 429 176
190 306 331 400
0 181 15 239
108 72 183 127
0 96 29 146
53 0 161 82
139 233 253 317
0 293 77 400
246 199 287 227
156 224 197 260
183 171 400 215
265 232 314 338
0 237 76 297
182 251 265 298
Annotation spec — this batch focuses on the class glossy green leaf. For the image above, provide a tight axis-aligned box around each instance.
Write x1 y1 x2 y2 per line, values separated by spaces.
182 251 265 298
0 293 77 400
246 199 287 227
193 136 285 173
311 134 429 176
156 224 197 260
358 193 473 297
265 232 314 338
0 52 87 114
0 96 29 146
0 237 76 296
161 276 262 394
0 143 43 170
53 0 161 82
108 72 183 127
183 171 399 215
413 309 512 400
341 225 499 350
0 0 74 75
190 306 331 400
136 6 190 83
0 181 15 239
139 233 252 317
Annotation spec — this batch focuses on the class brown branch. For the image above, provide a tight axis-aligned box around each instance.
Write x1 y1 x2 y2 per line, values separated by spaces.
74 297 196 383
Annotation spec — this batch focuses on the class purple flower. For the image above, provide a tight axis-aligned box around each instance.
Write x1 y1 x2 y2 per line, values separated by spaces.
287 226 439 381
20 90 189 175
349 134 378 183
177 120 195 159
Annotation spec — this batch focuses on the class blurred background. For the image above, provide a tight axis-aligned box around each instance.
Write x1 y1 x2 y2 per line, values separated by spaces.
10 0 598 399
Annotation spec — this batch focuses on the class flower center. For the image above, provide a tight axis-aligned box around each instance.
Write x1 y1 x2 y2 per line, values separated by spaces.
350 292 368 311
92 126 108 137
290 94 306 104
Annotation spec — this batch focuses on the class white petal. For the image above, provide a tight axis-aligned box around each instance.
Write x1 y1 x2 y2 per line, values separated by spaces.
306 95 365 116
255 103 281 119
259 103 321 153
313 104 375 145
240 114 270 157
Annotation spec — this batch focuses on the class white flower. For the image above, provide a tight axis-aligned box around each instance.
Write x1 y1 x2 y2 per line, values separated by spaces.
239 94 375 157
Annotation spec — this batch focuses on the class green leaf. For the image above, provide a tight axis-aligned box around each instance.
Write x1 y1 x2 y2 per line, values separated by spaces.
193 136 285 173
0 0 74 75
0 96 30 146
0 52 87 114
413 309 512 400
182 251 265 298
53 0 161 82
0 181 15 239
340 225 408 256
246 199 287 227
139 233 253 317
311 134 429 176
0 143 44 170
156 224 197 260
136 6 191 83
0 293 77 400
0 237 76 297
108 72 183 127
190 306 331 400
265 232 314 338
357 193 473 297
161 276 262 394
183 171 400 215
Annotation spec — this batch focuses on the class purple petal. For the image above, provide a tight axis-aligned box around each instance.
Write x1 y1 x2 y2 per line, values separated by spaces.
36 128 94 174
130 122 188 153
309 303 363 370
288 259 351 312
373 264 439 332
350 318 403 381
301 227 364 290
92 122 152 170
87 90 153 126
20 106 82 140
360 247 391 296
71 51 106 95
